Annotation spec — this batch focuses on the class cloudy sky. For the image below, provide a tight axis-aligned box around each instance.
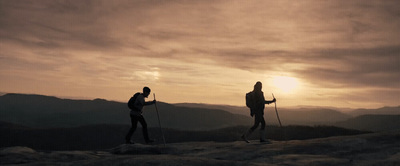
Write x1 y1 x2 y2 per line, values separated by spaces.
1 0 399 108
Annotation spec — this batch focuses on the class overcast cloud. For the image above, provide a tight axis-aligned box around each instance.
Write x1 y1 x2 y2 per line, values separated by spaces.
0 0 399 108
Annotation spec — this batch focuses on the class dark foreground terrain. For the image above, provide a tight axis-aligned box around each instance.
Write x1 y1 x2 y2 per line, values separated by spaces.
1 130 399 166
0 122 368 151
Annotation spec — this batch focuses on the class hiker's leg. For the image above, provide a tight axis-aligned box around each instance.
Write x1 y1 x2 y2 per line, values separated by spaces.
259 116 266 140
138 115 150 141
259 130 269 143
250 114 261 131
126 115 139 142
259 116 269 142
242 117 257 142
260 116 266 130
242 114 261 143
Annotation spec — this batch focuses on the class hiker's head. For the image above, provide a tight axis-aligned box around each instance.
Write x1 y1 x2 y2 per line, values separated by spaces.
254 81 262 92
143 87 151 97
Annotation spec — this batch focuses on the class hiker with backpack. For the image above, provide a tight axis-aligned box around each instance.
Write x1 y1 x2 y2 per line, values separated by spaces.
242 81 276 143
125 87 156 144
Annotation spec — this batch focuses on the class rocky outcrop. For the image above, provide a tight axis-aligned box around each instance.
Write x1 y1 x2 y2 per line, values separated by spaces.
1 131 399 166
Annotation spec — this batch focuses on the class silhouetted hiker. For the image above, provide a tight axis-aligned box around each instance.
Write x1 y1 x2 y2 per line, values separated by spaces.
125 87 156 144
242 81 276 143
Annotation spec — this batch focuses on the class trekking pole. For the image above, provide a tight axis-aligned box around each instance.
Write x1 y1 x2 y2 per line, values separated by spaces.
273 93 287 143
153 93 166 147
272 93 282 127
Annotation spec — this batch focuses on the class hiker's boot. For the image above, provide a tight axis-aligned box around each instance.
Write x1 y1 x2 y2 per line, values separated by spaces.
125 140 135 144
241 129 253 143
145 139 155 144
259 130 270 144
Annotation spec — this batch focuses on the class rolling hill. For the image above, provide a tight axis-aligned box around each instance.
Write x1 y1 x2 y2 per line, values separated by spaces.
176 103 353 125
1 93 399 131
349 106 400 116
335 115 400 131
0 93 250 130
175 103 400 130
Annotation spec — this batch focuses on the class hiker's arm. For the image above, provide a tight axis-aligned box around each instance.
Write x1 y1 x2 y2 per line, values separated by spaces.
265 98 276 105
144 100 156 106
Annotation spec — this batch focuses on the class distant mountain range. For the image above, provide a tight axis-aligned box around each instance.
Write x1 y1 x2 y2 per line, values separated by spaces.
0 93 250 130
0 93 399 131
335 115 400 131
349 107 400 116
176 103 400 117
175 103 355 125
176 102 400 127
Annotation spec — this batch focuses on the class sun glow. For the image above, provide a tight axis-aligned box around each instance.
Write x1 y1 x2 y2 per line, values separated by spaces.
272 76 299 94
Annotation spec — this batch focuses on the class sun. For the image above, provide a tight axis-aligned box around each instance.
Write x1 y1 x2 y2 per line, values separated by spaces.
272 76 299 94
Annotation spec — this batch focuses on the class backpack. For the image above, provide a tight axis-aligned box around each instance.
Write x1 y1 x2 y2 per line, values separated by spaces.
128 93 140 110
245 91 254 109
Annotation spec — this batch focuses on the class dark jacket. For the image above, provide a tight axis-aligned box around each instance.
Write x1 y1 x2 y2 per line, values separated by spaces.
130 94 154 116
251 91 265 116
